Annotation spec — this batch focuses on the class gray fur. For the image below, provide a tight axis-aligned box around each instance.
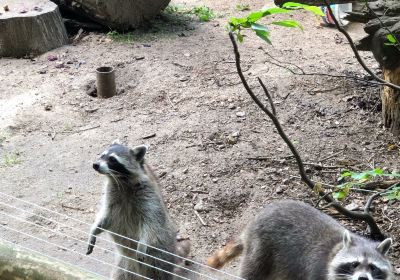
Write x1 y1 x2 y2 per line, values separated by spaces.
239 200 393 280
87 143 177 280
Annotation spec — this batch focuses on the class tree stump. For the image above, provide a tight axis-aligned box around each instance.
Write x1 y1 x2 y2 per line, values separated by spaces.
382 67 400 135
0 240 101 279
53 0 172 30
0 0 68 58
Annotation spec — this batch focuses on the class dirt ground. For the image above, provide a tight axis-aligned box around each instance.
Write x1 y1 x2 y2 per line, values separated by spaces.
0 0 399 279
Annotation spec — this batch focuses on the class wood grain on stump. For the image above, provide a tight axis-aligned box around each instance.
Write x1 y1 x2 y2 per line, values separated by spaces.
0 0 68 58
53 0 172 30
382 67 400 135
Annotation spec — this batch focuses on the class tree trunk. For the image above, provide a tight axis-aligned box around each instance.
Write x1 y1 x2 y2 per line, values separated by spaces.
0 0 68 58
382 67 400 135
52 0 172 30
0 240 102 280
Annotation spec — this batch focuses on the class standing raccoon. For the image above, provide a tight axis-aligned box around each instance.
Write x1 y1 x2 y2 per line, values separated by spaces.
87 142 178 280
207 200 393 280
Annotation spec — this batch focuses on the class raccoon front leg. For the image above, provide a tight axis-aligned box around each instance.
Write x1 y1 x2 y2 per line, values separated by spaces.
86 216 110 255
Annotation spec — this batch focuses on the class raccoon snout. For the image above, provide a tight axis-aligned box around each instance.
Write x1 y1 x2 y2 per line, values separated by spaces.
93 162 100 171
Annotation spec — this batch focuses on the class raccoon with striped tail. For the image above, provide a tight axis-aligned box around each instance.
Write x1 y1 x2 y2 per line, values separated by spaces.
87 141 189 280
207 200 393 280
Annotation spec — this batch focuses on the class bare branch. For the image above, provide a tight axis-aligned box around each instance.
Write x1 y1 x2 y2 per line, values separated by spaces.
229 31 385 241
324 0 400 91
365 183 399 214
257 77 277 116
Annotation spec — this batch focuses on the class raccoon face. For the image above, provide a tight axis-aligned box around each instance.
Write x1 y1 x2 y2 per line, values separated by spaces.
93 141 148 178
329 231 393 280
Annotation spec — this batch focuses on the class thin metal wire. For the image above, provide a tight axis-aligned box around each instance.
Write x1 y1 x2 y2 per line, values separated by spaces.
0 237 108 279
0 210 191 280
0 201 217 280
0 223 152 280
0 191 244 280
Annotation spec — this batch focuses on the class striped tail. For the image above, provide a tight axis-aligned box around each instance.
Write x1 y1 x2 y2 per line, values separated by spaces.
206 239 244 269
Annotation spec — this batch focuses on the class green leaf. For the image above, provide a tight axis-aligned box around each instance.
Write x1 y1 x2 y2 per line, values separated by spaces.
282 2 324 16
271 19 303 30
372 168 384 175
303 6 324 16
261 7 290 16
247 11 265 23
251 23 271 44
236 32 244 43
387 34 397 43
333 190 347 200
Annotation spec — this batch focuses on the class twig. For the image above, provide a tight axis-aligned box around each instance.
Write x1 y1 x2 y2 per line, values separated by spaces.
363 180 400 190
194 210 207 226
229 31 385 241
77 125 100 132
320 149 346 163
324 0 400 91
257 77 276 116
260 47 384 86
365 183 399 214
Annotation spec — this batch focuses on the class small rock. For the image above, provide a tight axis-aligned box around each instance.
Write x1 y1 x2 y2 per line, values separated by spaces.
47 55 58 61
179 76 189 82
44 104 53 111
194 199 210 212
39 69 47 74
236 111 246 117
276 187 284 194
212 178 219 183
135 56 145 60
345 202 360 211
228 103 236 110
183 53 191 57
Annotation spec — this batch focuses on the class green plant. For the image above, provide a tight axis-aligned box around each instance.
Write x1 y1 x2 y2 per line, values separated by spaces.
107 31 134 43
3 153 21 167
334 168 400 201
236 3 250 12
385 34 399 46
228 2 323 43
191 6 215 22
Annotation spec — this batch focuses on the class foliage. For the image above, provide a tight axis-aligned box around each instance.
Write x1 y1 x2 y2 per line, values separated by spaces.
236 3 250 12
385 34 399 47
228 2 323 43
334 168 400 201
3 153 21 167
191 6 215 22
164 4 215 22
107 31 134 43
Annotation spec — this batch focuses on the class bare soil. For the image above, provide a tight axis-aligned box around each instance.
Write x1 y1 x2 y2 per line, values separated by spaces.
0 0 399 278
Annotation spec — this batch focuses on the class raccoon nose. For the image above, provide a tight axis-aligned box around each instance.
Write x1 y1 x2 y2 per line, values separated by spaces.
358 276 369 280
93 162 100 171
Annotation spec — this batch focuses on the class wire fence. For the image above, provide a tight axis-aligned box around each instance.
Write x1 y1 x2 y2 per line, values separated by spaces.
0 191 244 280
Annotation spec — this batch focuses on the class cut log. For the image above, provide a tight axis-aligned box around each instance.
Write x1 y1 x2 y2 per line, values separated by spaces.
52 0 172 30
0 0 68 58
382 67 400 135
0 240 102 279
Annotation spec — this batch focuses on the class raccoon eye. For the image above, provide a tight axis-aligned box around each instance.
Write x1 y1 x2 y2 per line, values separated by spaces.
351 261 360 268
109 156 117 163
369 264 379 272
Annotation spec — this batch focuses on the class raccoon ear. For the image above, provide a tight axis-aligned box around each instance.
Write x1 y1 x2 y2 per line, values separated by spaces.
342 230 353 248
130 145 148 162
376 238 392 255
111 139 121 145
